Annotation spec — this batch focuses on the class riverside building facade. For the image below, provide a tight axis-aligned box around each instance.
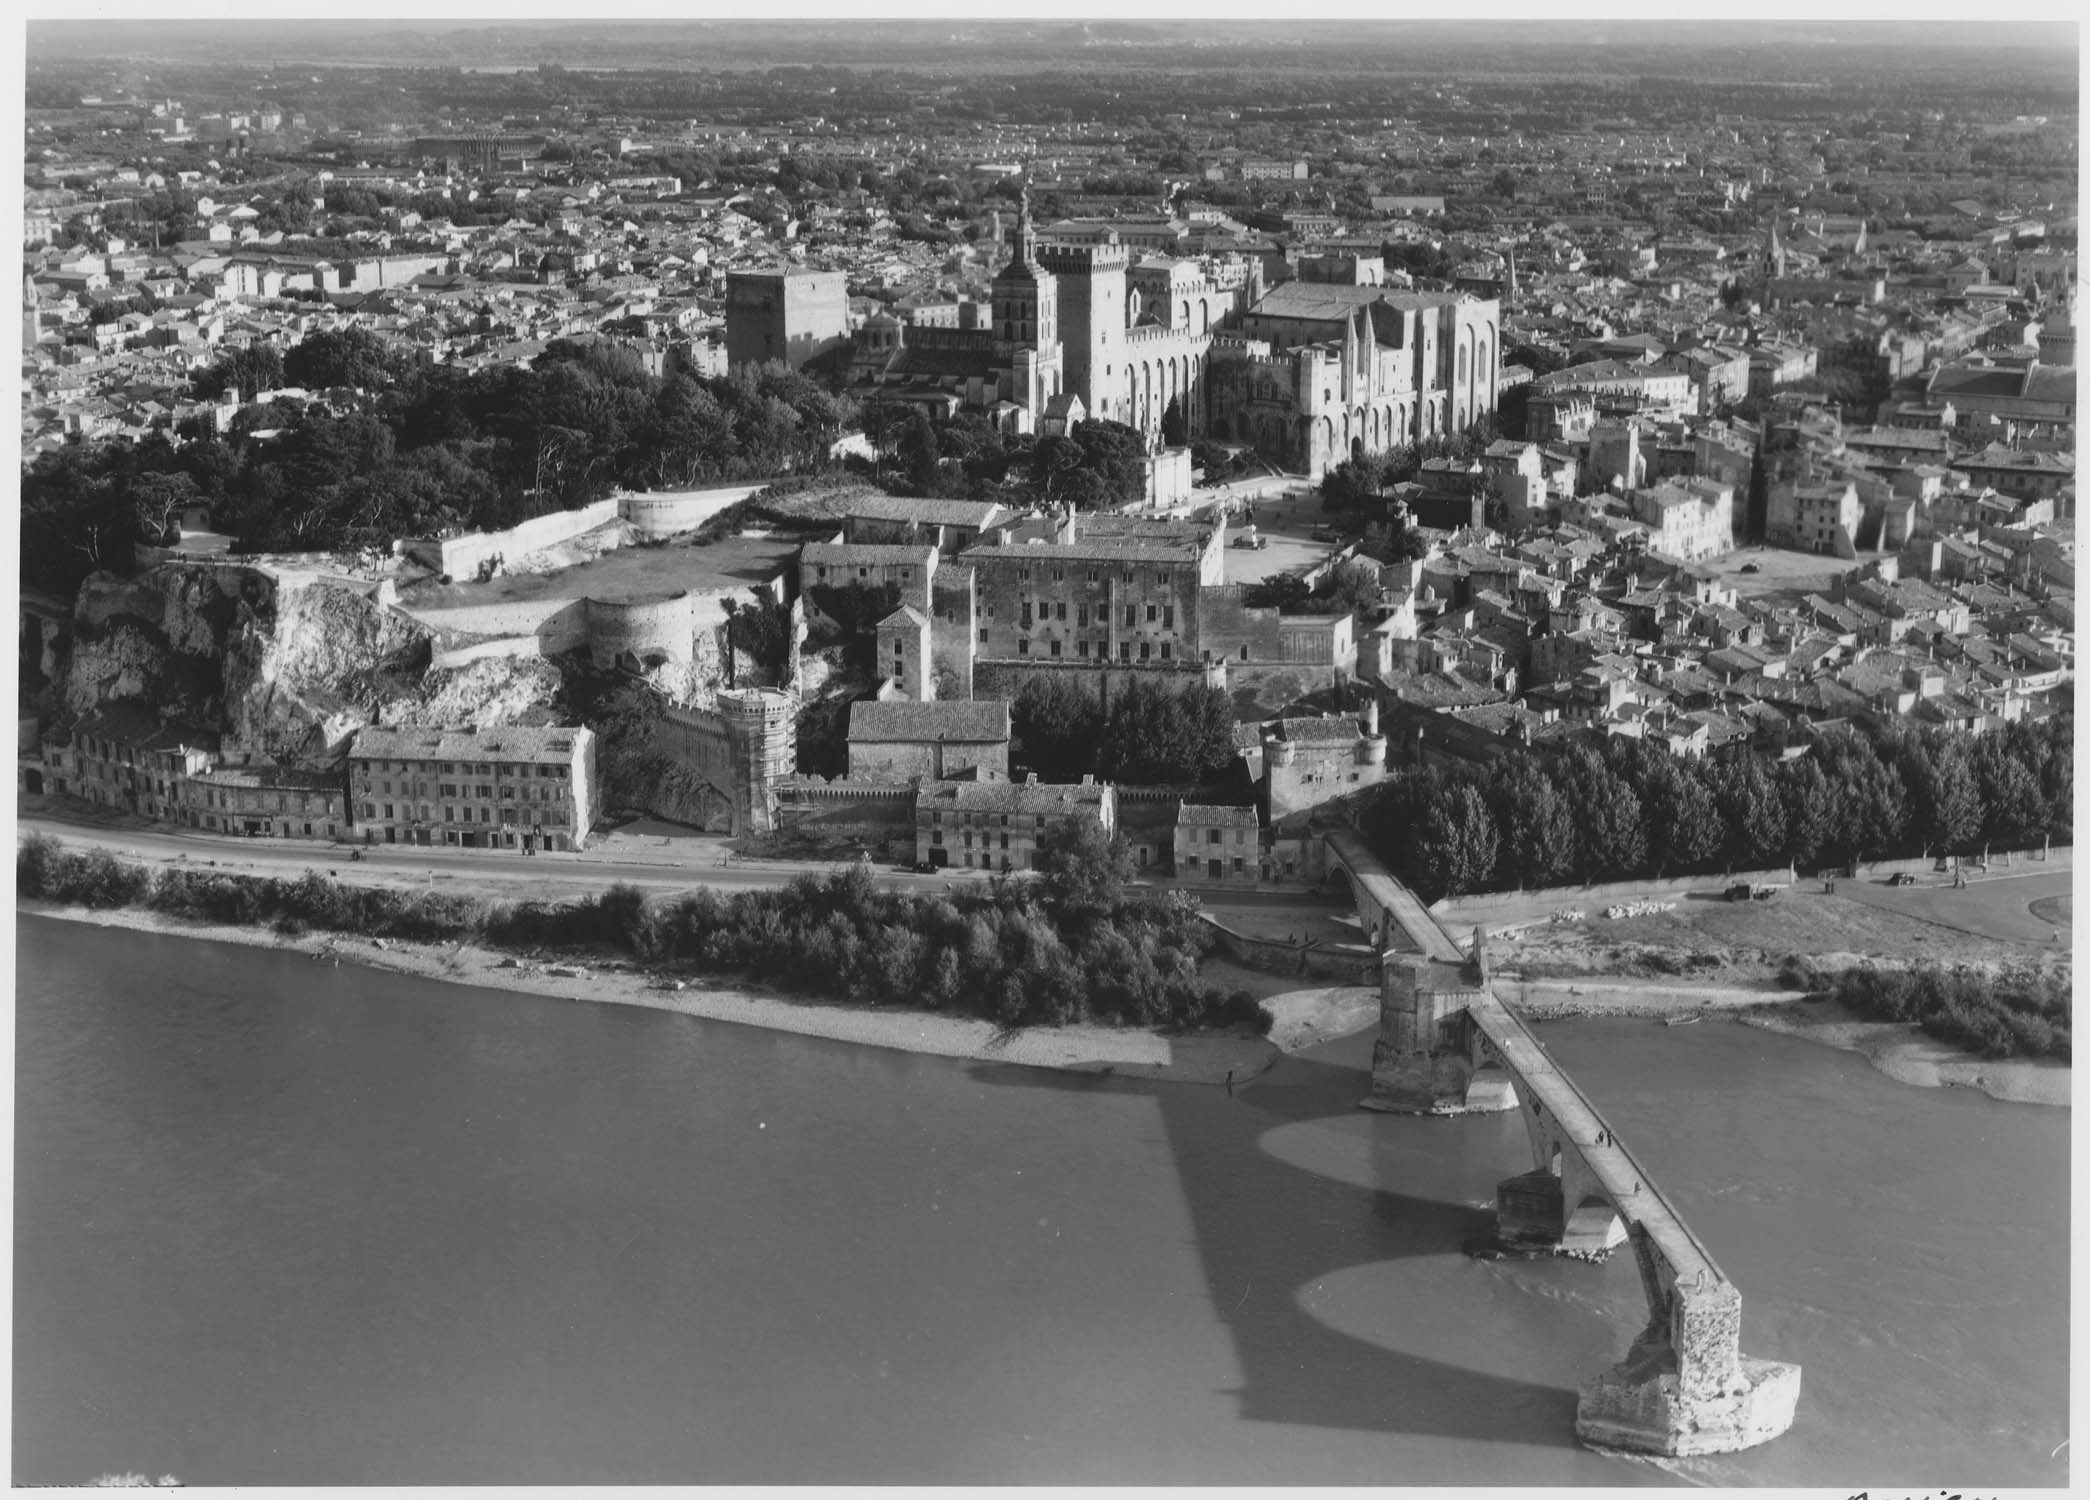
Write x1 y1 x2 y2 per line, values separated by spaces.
347 723 599 852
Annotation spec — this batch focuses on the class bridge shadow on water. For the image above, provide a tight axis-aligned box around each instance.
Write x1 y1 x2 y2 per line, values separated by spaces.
967 1044 1602 1461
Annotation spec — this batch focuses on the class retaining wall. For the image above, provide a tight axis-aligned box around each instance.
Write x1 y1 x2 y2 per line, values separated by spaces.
1434 843 2073 925
773 779 917 846
1198 913 1380 984
618 484 766 540
430 636 541 671
1432 865 1798 921
1840 844 2070 879
407 498 621 578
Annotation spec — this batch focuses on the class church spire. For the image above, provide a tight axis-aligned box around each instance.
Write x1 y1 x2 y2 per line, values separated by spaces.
1008 173 1037 269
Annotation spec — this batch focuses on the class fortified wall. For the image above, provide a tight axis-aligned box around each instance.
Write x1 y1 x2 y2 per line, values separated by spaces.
403 484 771 580
399 585 750 677
649 688 796 836
403 498 622 580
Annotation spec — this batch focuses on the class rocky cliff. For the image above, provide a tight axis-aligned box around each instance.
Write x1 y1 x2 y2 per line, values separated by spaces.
63 563 438 763
376 655 567 731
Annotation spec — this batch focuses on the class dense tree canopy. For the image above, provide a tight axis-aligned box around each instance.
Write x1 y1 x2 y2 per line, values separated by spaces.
1030 418 1148 509
1012 676 1238 786
22 344 857 591
1358 716 2070 902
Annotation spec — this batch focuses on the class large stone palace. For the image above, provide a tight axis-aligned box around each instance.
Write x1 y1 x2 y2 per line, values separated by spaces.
840 188 1501 478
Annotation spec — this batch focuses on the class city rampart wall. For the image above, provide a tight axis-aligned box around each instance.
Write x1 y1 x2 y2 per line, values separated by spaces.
618 484 767 539
1197 913 1381 984
405 498 621 578
583 592 704 668
430 636 541 671
399 587 738 669
773 778 918 846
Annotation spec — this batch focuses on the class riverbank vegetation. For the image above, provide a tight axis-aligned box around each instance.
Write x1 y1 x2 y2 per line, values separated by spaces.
17 827 1267 1035
1817 961 2071 1061
1360 715 2072 900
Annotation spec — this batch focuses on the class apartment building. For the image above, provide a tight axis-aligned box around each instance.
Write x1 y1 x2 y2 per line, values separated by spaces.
182 763 349 839
914 775 1116 871
1172 803 1261 884
348 723 598 852
1630 477 1735 562
39 706 215 819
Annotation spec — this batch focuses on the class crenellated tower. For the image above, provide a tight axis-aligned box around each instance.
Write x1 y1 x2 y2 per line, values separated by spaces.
1037 234 1131 424
719 687 796 836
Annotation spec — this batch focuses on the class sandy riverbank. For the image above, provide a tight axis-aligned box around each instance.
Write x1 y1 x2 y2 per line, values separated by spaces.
22 902 2067 1107
1738 996 2071 1108
20 900 1305 1087
1499 972 2069 1109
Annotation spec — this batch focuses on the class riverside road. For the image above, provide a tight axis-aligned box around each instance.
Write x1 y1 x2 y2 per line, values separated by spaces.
17 800 2067 949
13 804 1337 925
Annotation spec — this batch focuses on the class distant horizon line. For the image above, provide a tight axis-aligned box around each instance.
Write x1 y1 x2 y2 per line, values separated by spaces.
25 15 2078 43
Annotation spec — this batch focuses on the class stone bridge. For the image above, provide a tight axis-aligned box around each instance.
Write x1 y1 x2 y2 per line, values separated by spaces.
1323 829 1801 1457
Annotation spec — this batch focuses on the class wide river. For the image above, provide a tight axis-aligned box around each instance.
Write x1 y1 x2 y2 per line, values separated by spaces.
14 914 2070 1486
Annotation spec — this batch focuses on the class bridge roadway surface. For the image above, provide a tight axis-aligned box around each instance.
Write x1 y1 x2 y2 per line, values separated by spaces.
1464 992 1727 1289
1324 828 1726 1290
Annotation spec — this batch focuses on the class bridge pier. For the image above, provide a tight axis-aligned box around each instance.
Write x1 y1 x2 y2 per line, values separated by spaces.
1575 1226 1802 1456
1489 1089 1627 1258
1358 954 1518 1115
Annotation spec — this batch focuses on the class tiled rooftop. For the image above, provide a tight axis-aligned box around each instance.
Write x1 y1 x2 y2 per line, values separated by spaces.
848 699 1011 743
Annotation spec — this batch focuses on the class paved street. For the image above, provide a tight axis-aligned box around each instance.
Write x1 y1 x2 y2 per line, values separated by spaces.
1824 864 2073 946
23 796 2061 951
16 803 1354 923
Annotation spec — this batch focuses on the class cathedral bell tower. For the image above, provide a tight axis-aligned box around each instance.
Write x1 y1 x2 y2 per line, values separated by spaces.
990 180 1063 417
993 183 1057 355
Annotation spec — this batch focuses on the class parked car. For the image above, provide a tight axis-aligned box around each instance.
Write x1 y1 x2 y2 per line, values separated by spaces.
1311 526 1340 542
1887 871 1917 886
1739 562 1760 574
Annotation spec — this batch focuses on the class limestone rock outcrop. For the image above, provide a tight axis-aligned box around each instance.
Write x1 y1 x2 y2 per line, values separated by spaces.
378 654 567 731
60 563 435 764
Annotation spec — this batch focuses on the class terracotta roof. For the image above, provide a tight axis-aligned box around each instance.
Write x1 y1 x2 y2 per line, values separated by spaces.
848 699 1010 743
350 723 587 764
917 778 1111 814
1176 803 1259 828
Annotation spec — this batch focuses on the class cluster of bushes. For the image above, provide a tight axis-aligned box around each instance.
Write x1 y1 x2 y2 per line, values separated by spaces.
1360 715 2073 902
19 827 1267 1037
1824 963 2071 1061
18 839 153 910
